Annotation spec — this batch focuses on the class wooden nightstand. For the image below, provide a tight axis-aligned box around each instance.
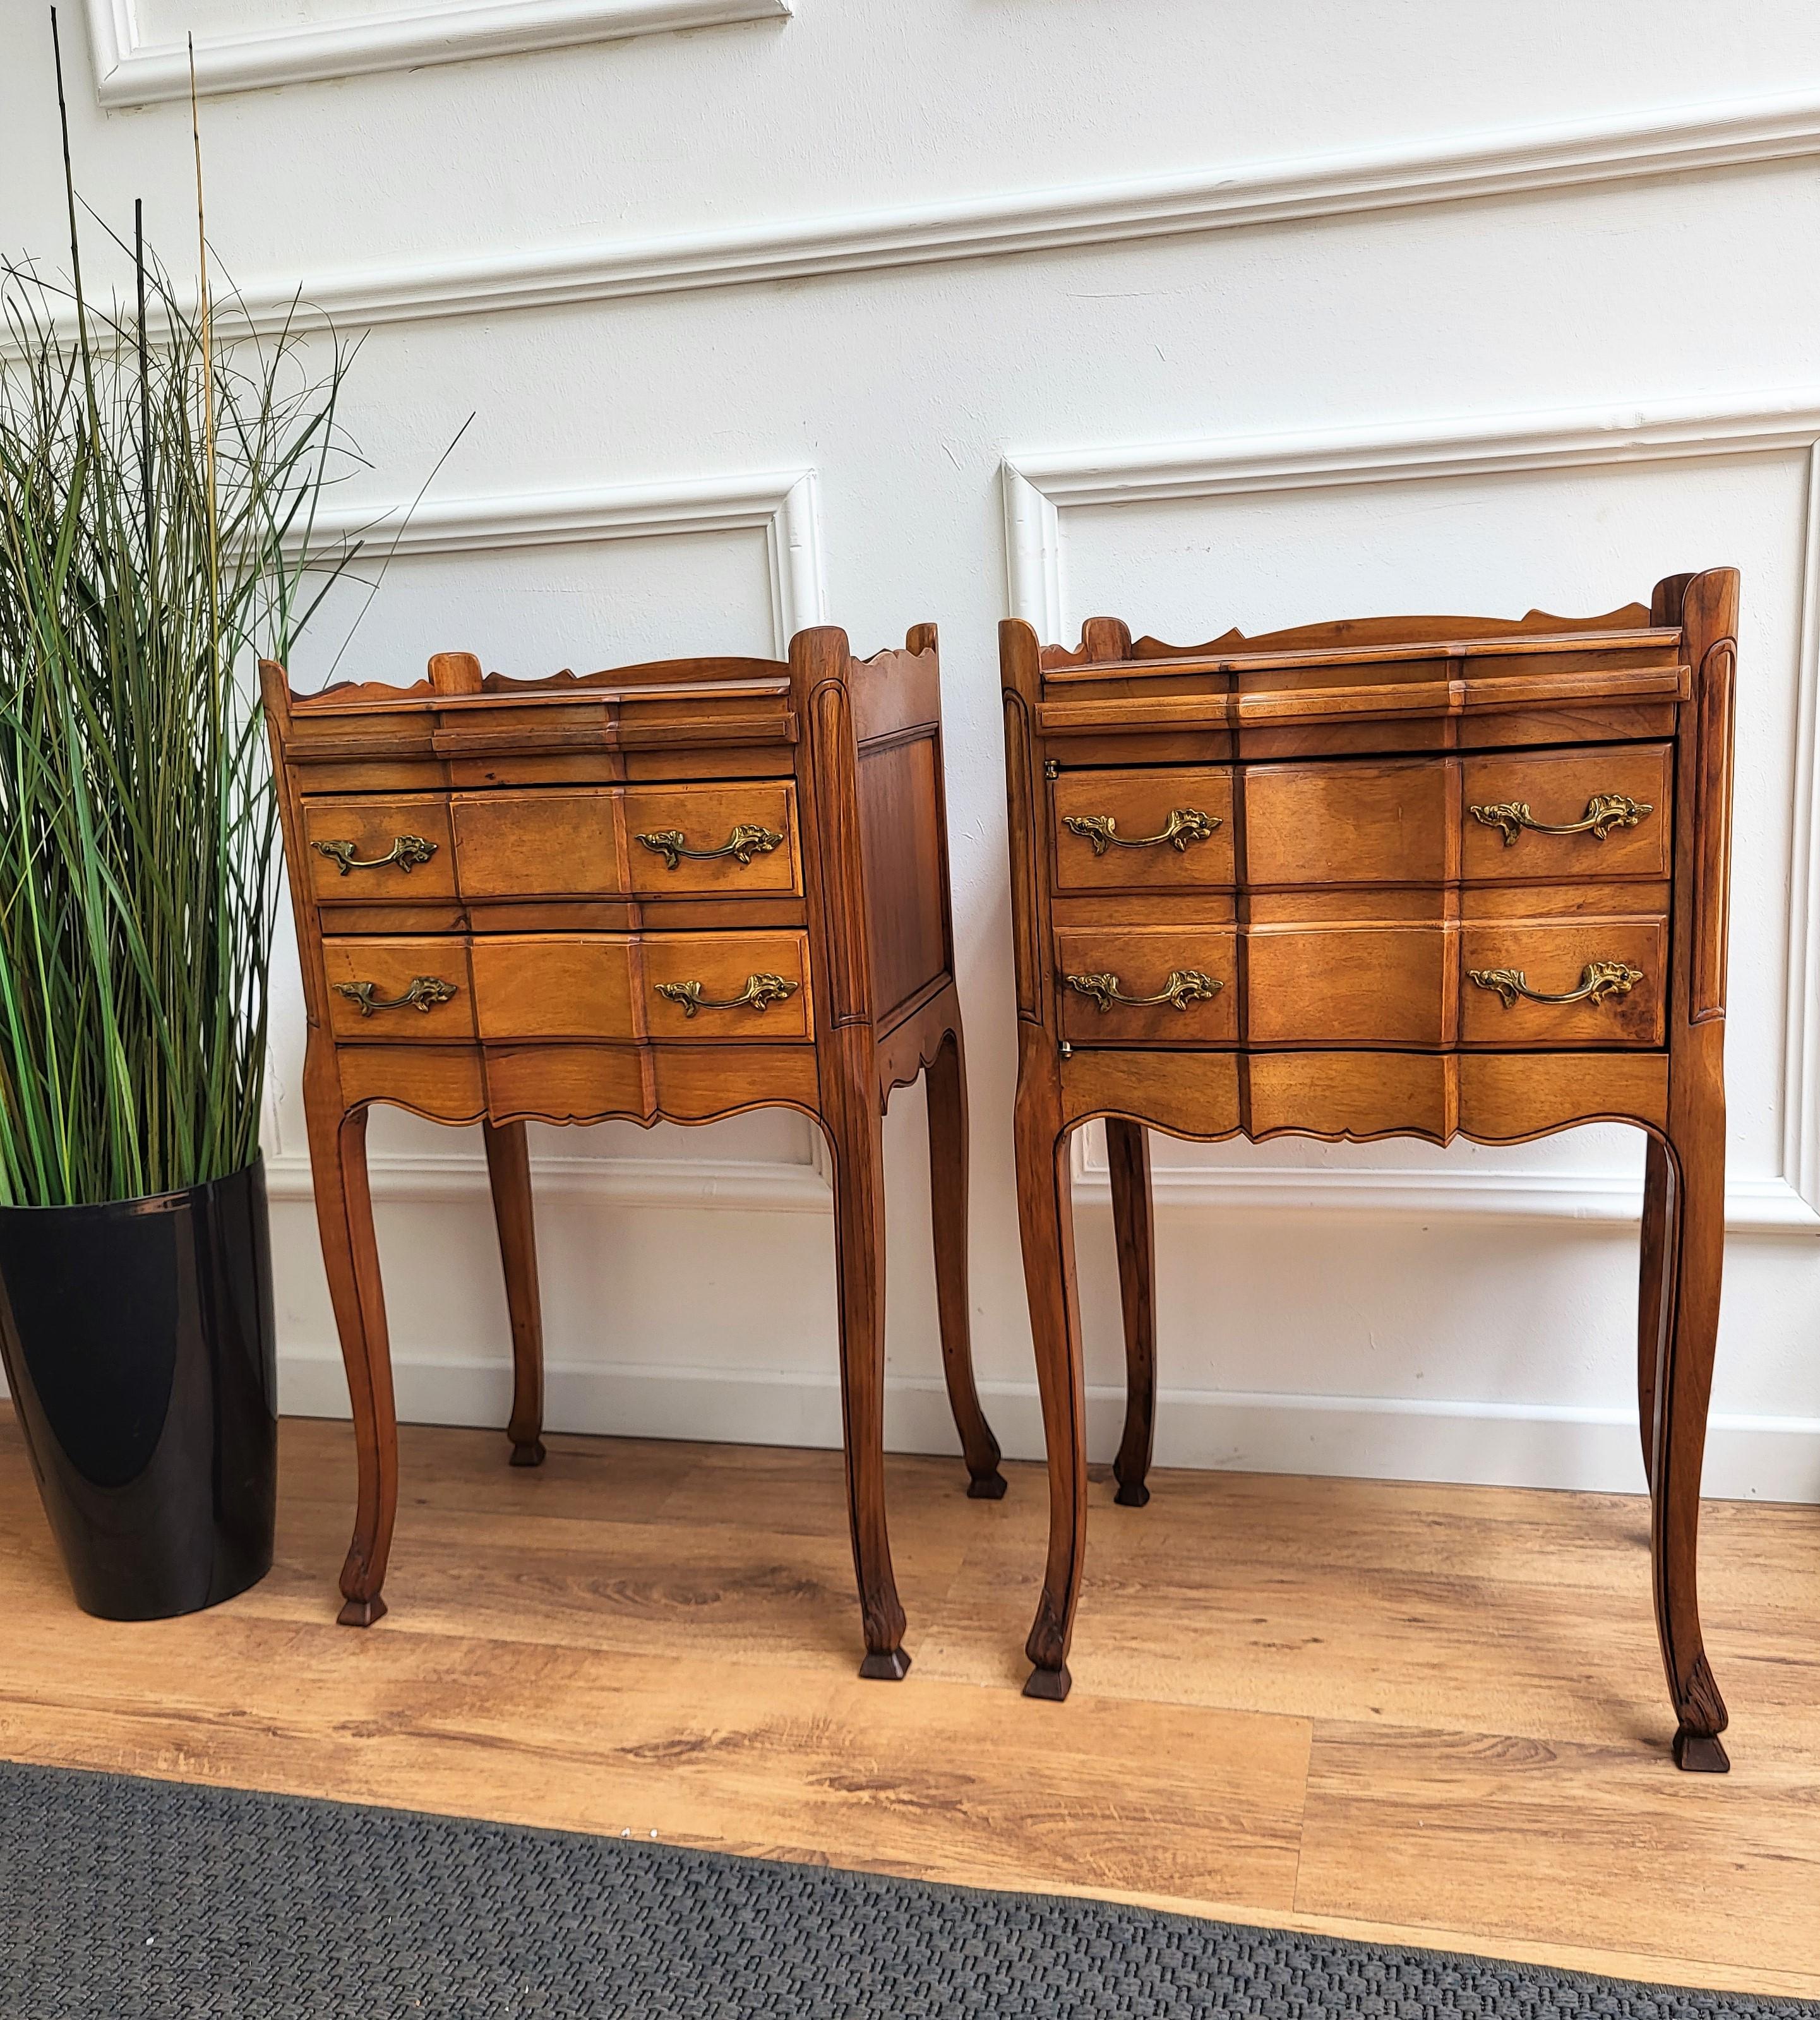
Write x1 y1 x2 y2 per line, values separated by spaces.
1000 570 1739 1769
265 624 1003 1678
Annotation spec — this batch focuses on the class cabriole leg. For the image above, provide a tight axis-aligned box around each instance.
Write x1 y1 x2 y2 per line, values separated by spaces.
482 1118 546 1468
1637 1133 1671 1493
924 1025 1006 1499
827 1103 909 1680
1106 1117 1157 1508
306 1096 398 1629
1648 1134 1730 1772
1015 1038 1088 1701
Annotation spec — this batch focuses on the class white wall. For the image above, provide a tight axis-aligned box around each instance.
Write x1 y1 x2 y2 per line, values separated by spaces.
8 0 1820 1498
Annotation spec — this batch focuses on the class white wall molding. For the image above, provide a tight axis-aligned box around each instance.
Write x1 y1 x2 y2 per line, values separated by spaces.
266 465 829 1206
198 87 1820 334
265 1146 830 1210
296 467 822 659
1002 391 1820 1237
1070 1132 1819 1236
85 0 791 107
275 1349 1820 1503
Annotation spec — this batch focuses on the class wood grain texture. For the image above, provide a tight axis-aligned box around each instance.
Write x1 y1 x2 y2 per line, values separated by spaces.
481 1119 546 1467
1003 573 1741 1767
1105 1118 1156 1509
268 633 995 1665
3 1412 1815 2002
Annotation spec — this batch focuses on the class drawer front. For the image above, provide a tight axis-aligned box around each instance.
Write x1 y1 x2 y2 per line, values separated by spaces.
1055 926 1238 1046
1461 744 1671 882
643 931 813 1040
1245 759 1449 887
623 782 801 896
1460 919 1665 1048
470 936 636 1041
1051 767 1235 893
1247 924 1450 1046
321 938 475 1043
1242 744 1672 887
452 790 616 901
470 931 814 1043
450 782 803 902
301 796 456 904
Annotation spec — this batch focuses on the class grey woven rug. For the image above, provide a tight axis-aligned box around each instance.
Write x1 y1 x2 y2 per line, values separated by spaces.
1 1758 1811 2019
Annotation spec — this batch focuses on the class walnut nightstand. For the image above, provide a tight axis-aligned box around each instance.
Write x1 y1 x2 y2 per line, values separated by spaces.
1000 570 1738 1769
265 624 1003 1679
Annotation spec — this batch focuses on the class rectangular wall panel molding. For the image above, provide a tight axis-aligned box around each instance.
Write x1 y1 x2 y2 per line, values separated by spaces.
85 0 792 107
1002 395 1820 1236
261 467 830 1209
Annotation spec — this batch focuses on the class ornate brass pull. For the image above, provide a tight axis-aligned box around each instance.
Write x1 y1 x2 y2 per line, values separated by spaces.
332 975 458 1016
635 823 784 871
1466 959 1644 1008
1063 969 1223 1013
312 835 438 876
654 972 799 1018
1063 808 1220 857
1467 793 1653 847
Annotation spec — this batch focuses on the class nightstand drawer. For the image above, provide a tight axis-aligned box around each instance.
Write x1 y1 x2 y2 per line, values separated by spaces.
1051 767 1235 893
469 931 814 1042
643 930 813 1037
623 783 800 895
1245 760 1449 887
450 783 802 902
1055 926 1238 1046
301 796 456 903
1246 923 1451 1046
450 790 616 900
321 937 475 1042
1460 919 1665 1048
1461 744 1670 881
1243 744 1671 887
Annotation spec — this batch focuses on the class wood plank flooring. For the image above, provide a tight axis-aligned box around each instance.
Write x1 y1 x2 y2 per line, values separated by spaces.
3 1408 1817 1999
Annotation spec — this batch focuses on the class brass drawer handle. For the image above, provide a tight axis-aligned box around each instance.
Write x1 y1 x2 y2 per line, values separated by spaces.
1063 969 1223 1013
313 835 439 876
1467 793 1653 847
1063 808 1220 857
1467 959 1644 1008
654 972 799 1018
332 975 458 1016
635 823 783 871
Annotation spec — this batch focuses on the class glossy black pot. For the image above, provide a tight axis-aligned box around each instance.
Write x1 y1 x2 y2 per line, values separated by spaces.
0 1156 277 1620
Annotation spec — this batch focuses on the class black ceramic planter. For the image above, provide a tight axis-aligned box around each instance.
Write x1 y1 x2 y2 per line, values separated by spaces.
0 1157 277 1620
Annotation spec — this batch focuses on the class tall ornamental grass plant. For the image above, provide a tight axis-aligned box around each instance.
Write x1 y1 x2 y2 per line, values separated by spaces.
0 18 357 1205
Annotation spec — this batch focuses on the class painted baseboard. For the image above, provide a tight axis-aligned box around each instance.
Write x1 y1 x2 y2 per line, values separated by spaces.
277 1348 1820 1503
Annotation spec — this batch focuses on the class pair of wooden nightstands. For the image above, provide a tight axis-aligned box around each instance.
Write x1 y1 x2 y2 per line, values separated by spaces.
269 566 1737 1771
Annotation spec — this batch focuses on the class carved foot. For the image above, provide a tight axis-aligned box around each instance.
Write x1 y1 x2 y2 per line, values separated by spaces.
1023 1663 1072 1701
1113 1476 1151 1508
1673 1727 1731 1773
510 1438 548 1469
337 1594 388 1629
1672 1652 1730 1771
859 1647 911 1682
967 1469 1009 1501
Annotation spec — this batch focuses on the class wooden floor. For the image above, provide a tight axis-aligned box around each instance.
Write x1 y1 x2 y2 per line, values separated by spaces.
3 1407 1818 2000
